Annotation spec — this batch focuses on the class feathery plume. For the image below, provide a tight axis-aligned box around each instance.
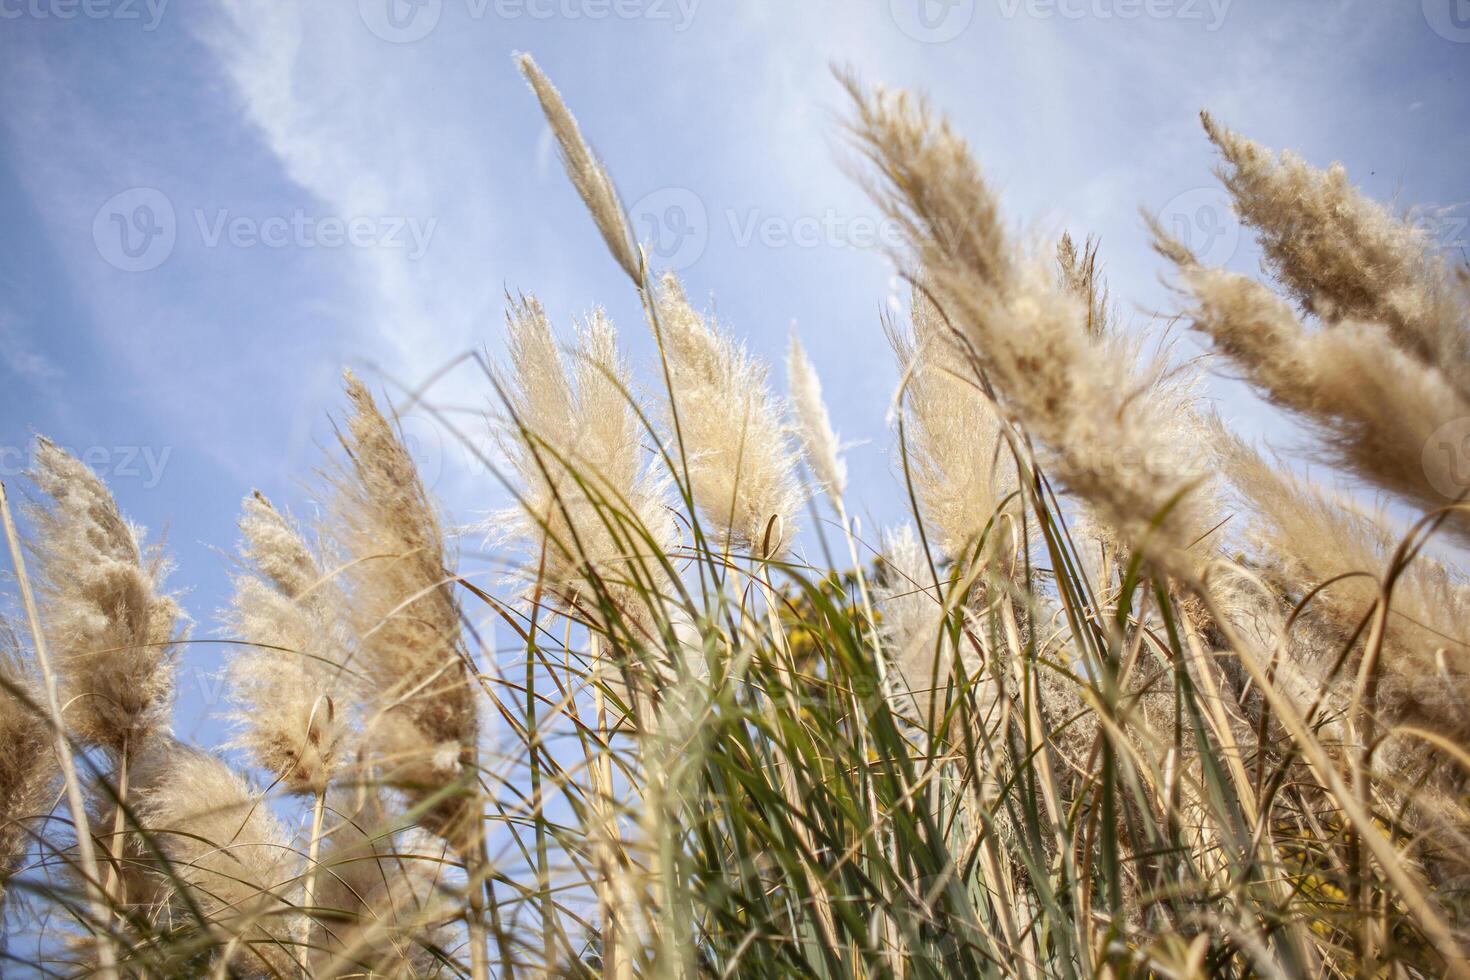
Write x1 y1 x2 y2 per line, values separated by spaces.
330 372 478 845
888 284 1015 566
654 275 804 556
126 739 298 978
845 79 1217 570
224 491 358 795
786 334 847 501
1158 234 1470 529
496 296 675 627
24 438 182 756
516 53 641 284
1200 111 1469 388
0 619 56 909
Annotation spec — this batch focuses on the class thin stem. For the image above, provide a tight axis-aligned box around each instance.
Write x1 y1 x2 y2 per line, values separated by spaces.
101 737 130 925
300 786 328 977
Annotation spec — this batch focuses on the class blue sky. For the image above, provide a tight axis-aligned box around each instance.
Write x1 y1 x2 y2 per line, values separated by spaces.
1 0 1467 745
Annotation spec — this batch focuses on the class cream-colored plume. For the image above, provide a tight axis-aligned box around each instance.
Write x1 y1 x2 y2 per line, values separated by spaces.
876 525 972 723
126 738 298 978
1216 429 1470 739
845 80 1217 571
329 372 478 846
786 334 847 502
308 789 451 978
0 619 56 908
495 295 675 631
1200 111 1469 390
654 275 804 557
1158 233 1470 531
516 53 641 284
888 283 1015 568
224 491 358 794
24 438 182 756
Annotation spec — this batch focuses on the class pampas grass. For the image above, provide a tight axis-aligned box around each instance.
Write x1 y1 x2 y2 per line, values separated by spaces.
224 491 357 796
5 57 1470 980
307 789 453 977
516 53 642 285
23 438 182 758
653 274 804 558
330 372 478 843
1199 110 1469 382
494 295 675 633
845 78 1218 572
887 283 1016 568
786 334 847 503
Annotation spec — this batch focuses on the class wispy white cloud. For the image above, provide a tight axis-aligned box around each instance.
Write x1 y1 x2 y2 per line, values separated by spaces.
196 1 497 402
0 308 62 382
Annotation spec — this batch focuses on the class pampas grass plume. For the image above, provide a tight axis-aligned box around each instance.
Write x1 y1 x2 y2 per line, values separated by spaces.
787 333 847 501
516 52 641 284
330 372 478 843
654 274 803 556
225 491 357 795
24 437 182 756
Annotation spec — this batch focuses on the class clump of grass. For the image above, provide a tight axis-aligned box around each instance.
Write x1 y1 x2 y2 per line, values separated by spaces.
2 56 1468 980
